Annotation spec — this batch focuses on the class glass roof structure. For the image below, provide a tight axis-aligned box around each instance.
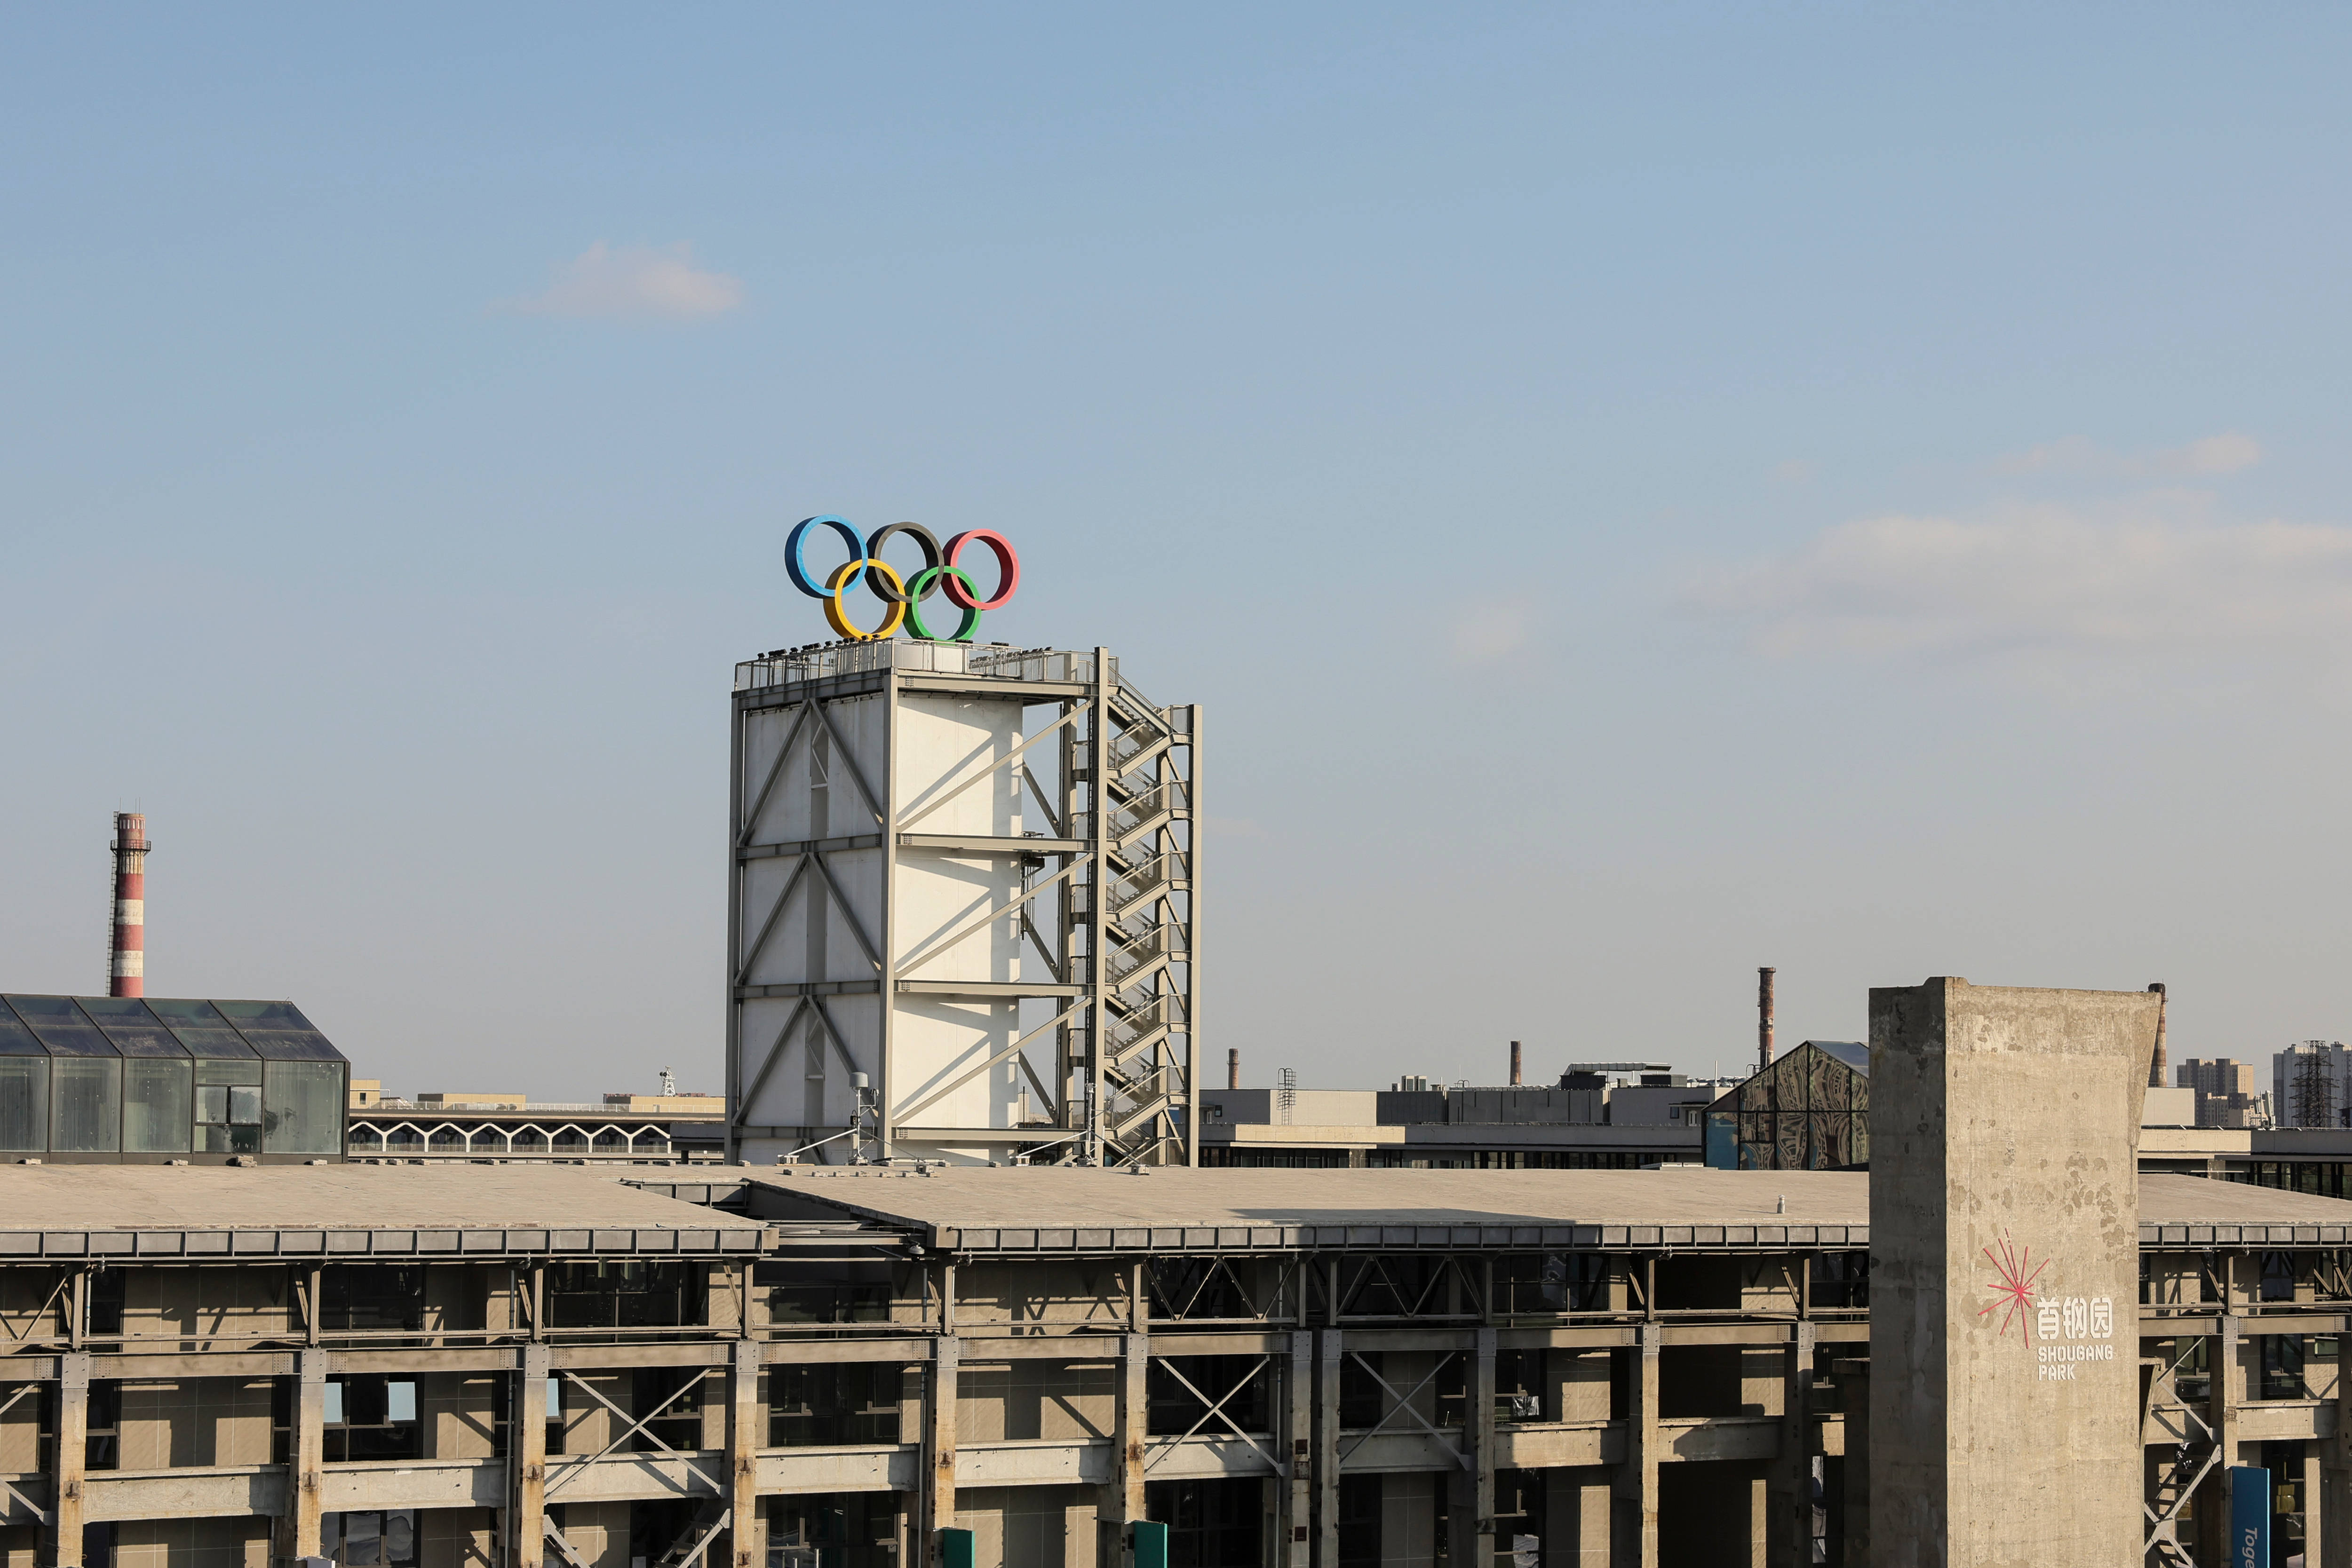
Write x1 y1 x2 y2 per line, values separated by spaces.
0 996 346 1163
0 997 343 1062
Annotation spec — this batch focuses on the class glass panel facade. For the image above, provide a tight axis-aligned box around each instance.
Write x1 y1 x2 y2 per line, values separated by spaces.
74 998 190 1058
263 1061 343 1154
215 1002 342 1061
0 1059 46 1153
124 1058 192 1154
53 1059 122 1152
0 1005 41 1057
145 999 258 1057
5 997 118 1057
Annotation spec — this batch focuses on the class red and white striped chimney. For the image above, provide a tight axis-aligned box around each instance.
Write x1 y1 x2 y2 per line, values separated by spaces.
109 813 149 998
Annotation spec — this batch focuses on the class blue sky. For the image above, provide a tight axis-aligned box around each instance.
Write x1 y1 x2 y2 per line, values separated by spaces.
5 5 2352 1096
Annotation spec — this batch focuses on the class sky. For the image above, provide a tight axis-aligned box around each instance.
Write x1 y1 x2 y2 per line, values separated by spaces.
5 5 2352 1098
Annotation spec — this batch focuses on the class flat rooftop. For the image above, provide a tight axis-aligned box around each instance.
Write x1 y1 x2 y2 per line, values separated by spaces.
0 1163 764 1259
705 1166 2352 1256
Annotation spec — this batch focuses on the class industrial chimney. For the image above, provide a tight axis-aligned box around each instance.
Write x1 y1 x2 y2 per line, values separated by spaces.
2147 983 2168 1088
109 813 149 998
1757 966 1776 1075
1227 1048 1240 1090
1509 1040 1523 1086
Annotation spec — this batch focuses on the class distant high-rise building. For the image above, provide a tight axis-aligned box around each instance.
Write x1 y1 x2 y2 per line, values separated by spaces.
2270 1041 2352 1129
2177 1057 2271 1130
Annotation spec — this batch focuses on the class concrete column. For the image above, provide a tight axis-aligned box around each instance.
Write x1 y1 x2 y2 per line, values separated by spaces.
1284 1331 1311 1568
1774 1321 1816 1568
2202 1313 2241 1568
2329 1337 2352 1568
1112 1332 1147 1527
515 1342 549 1568
924 1336 959 1558
48 1352 87 1568
1314 1330 1340 1568
2303 1446 2322 1568
728 1339 762 1568
289 1350 326 1559
1448 1329 1495 1567
1613 1322 1660 1568
1831 1358 1867 1567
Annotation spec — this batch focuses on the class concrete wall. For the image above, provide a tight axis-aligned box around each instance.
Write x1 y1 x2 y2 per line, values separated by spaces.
1869 977 2158 1568
734 682 1031 1167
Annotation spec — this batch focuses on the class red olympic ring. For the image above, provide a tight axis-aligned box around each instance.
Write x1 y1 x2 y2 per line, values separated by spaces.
941 530 1019 611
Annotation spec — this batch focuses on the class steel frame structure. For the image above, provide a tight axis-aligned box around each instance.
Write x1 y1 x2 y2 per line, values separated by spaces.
726 641 1200 1166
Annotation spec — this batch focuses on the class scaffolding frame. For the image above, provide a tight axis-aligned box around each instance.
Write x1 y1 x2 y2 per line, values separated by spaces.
726 641 1200 1166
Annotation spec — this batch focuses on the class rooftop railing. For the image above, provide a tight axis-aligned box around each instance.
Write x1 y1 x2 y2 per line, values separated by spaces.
735 640 1109 692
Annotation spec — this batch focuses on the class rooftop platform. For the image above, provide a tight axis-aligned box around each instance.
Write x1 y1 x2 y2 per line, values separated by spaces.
0 1162 764 1259
671 1165 2352 1257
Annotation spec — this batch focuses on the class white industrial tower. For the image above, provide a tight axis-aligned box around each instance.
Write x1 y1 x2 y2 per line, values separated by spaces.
726 641 1200 1166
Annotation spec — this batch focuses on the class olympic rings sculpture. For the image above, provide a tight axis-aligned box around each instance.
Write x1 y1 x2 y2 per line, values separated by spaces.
786 515 1021 642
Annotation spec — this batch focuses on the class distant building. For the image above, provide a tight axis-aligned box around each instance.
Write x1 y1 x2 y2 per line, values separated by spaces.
345 1074 724 1164
1194 1067 1735 1169
2273 1041 2352 1129
2177 1057 2270 1129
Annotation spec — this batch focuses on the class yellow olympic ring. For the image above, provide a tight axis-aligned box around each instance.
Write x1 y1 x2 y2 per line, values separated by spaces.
823 560 907 640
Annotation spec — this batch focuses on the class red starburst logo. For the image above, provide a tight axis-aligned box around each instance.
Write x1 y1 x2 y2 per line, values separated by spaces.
1978 1230 2048 1342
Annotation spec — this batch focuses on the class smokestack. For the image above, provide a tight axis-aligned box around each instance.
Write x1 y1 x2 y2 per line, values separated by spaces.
1757 966 1776 1076
2147 983 2168 1088
1227 1048 1239 1090
109 813 149 998
1509 1040 1522 1085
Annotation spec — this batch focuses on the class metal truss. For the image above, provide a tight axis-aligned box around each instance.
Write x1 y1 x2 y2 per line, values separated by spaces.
727 643 1199 1166
1338 1350 1469 1470
1145 1355 1284 1476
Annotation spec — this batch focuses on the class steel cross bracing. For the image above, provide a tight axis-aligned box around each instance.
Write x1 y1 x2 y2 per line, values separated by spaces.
725 643 1199 1166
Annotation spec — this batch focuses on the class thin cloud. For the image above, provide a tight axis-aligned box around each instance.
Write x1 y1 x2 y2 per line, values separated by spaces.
1687 501 2352 675
1993 431 2261 479
507 242 744 321
1453 598 1533 664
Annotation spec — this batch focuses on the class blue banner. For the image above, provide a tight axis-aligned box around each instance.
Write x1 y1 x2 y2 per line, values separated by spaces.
2229 1465 2270 1568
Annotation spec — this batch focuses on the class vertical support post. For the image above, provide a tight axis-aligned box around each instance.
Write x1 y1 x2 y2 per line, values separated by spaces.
305 1264 322 1348
1614 1321 1660 1568
1284 1330 1311 1568
1113 1330 1148 1530
515 1342 548 1568
1181 704 1201 1168
1085 650 1112 1164
1449 1327 1495 1567
729 1339 762 1568
925 1334 958 1561
725 689 747 1164
2205 1311 2241 1565
878 667 900 1160
2330 1322 2352 1567
1056 696 1081 1137
49 1352 87 1568
292 1349 326 1560
1776 1320 1816 1567
1314 1329 1340 1568
2304 1446 2323 1568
